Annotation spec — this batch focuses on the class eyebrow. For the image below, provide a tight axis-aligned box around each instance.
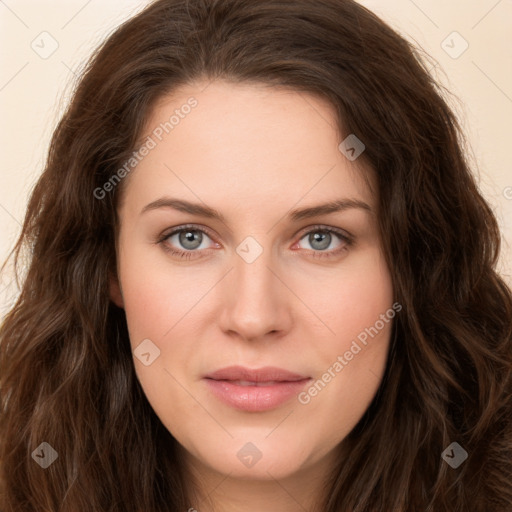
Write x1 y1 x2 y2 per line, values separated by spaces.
140 197 372 222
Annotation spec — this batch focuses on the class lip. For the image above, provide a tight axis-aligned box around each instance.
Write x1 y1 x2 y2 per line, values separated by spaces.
203 365 312 412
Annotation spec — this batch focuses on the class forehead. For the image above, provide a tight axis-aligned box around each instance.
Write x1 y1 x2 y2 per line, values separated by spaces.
119 79 375 217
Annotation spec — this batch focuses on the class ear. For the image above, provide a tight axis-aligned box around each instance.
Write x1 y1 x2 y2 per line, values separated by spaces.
109 272 124 308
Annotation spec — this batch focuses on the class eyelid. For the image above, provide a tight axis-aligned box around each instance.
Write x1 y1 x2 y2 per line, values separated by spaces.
295 223 352 241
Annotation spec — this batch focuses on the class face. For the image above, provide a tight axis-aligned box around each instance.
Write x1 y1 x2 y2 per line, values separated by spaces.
111 79 395 486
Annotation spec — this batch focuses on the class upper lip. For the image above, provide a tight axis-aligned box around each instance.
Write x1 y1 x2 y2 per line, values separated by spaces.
204 365 309 383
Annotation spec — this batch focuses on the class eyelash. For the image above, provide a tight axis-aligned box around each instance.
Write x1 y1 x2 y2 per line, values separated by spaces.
156 224 354 260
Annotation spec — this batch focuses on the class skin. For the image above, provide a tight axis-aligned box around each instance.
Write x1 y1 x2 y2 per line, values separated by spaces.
110 79 395 512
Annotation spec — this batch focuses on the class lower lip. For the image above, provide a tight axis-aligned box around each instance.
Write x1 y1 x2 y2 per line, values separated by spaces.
204 378 312 412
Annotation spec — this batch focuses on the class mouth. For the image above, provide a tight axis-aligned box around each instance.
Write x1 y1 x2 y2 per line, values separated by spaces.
219 380 293 387
203 366 312 412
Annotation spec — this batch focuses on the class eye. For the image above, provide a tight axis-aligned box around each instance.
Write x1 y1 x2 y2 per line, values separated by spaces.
157 225 219 260
293 225 353 259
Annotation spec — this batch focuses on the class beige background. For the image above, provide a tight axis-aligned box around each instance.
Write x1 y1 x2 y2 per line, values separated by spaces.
0 0 511 318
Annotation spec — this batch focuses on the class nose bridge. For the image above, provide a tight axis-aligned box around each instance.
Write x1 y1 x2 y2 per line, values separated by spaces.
240 252 271 292
234 236 278 305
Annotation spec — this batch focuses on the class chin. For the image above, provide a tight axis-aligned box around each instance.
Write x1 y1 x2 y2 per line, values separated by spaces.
184 435 319 481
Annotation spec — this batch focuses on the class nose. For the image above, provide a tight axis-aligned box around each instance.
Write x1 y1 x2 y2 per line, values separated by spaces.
217 241 294 342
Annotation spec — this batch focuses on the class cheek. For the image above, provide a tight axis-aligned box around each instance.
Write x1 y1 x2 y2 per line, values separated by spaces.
118 246 205 343
296 245 394 343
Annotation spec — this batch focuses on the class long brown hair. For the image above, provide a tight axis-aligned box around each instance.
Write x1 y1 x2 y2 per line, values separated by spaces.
1 0 511 510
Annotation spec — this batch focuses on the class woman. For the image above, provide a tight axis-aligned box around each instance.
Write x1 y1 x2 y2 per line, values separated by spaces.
1 0 511 510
